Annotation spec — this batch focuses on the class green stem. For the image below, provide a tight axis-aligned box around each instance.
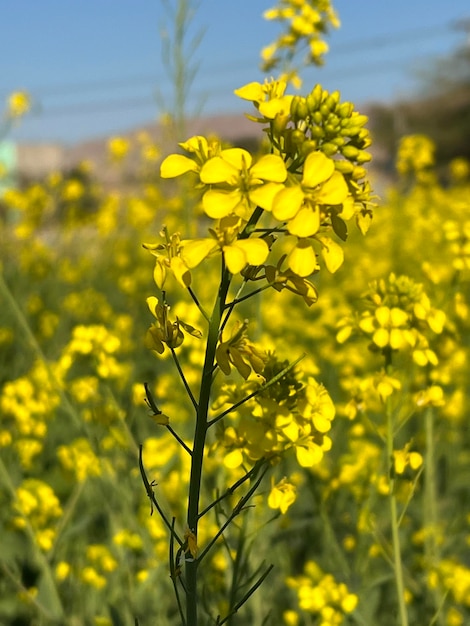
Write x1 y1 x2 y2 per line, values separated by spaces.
424 405 444 625
385 393 409 626
185 265 231 625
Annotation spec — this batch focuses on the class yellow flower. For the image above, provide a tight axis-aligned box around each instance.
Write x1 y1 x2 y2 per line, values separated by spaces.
6 91 31 117
160 135 221 177
268 477 297 514
181 215 270 275
234 78 293 121
359 306 411 350
199 148 287 219
272 151 348 237
108 136 130 162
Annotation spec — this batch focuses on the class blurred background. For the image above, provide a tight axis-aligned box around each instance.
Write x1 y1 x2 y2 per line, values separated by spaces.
1 0 469 180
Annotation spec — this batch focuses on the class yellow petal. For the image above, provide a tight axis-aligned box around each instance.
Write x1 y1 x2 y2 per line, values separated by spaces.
224 449 244 469
234 82 265 102
179 135 208 153
236 238 269 265
200 156 238 184
302 151 335 188
181 238 218 268
249 182 285 211
160 154 197 178
223 244 247 274
296 443 323 467
317 236 344 273
259 95 293 119
316 171 349 205
153 261 167 290
250 154 287 182
376 306 391 327
390 307 408 327
146 296 159 317
373 328 389 348
287 206 320 237
287 240 317 277
272 186 304 221
220 148 252 171
202 189 241 218
170 256 191 288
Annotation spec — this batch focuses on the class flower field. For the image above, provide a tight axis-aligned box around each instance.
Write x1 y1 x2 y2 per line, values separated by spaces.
1 3 470 626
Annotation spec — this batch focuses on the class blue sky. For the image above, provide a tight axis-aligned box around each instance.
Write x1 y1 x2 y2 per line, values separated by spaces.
1 0 469 145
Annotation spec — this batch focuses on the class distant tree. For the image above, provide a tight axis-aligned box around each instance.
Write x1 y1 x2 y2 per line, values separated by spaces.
369 22 470 169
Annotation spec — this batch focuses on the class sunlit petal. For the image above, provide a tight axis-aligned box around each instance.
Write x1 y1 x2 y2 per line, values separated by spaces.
200 157 238 184
160 154 198 178
272 186 304 221
251 154 287 182
287 240 317 277
203 189 241 218
181 239 218 268
302 151 335 188
316 171 349 205
287 207 320 237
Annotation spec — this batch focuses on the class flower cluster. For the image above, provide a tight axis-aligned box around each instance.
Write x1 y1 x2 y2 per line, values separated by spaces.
13 479 63 551
261 0 340 80
213 354 335 468
337 273 446 366
286 560 358 625
155 80 374 292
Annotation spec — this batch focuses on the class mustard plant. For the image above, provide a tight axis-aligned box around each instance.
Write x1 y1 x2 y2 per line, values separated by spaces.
140 70 374 624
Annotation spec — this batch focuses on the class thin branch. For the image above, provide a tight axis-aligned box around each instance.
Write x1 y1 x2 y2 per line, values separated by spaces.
198 459 266 519
208 354 306 427
188 286 210 321
171 348 199 411
216 563 274 625
138 444 183 547
224 284 271 310
197 464 270 563
167 424 193 456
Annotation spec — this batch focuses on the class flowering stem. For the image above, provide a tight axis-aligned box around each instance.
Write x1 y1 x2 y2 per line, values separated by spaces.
185 263 231 625
385 392 409 626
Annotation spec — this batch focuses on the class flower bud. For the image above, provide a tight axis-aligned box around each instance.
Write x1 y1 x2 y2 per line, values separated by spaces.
334 160 355 174
306 84 323 112
291 129 306 145
321 142 338 156
337 102 354 118
300 140 318 156
356 150 372 164
352 166 367 180
342 145 359 159
310 126 324 139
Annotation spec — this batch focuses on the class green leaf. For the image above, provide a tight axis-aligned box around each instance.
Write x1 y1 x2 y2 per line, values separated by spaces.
331 211 348 241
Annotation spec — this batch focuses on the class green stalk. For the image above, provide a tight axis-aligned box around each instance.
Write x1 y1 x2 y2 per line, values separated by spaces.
185 266 231 625
424 405 444 625
385 392 409 626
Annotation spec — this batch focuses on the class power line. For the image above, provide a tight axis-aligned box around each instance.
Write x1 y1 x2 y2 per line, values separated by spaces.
21 57 422 120
0 20 459 100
